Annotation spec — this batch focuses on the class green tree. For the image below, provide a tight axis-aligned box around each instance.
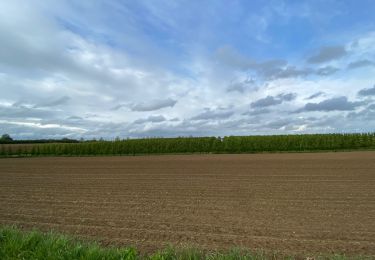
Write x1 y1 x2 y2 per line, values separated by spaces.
0 134 13 143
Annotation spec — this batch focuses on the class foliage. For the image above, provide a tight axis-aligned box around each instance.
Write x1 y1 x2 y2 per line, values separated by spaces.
1 226 371 260
0 226 137 260
0 136 79 144
0 134 13 143
1 133 375 157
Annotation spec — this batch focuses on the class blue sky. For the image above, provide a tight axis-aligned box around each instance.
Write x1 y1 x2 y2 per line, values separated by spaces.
1 0 375 139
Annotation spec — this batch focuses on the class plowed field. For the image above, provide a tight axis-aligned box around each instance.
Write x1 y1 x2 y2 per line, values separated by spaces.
1 152 374 256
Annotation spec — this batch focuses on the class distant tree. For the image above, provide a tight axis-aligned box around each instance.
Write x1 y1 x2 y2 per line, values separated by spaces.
0 134 13 143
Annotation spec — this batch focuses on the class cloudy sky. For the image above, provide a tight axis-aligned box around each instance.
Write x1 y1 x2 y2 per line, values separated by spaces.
1 0 375 139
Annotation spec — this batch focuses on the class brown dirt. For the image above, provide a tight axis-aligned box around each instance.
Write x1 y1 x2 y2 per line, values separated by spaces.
0 152 374 256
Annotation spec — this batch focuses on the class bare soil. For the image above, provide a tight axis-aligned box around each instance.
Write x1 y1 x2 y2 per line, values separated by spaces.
0 152 374 256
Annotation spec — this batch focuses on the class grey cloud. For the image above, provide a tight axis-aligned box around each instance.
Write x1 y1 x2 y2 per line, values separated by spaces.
244 78 255 84
251 96 282 108
307 46 347 64
227 82 247 93
307 114 375 133
263 116 336 131
305 92 325 100
35 96 70 108
66 116 83 120
265 118 294 129
2 3 374 139
227 78 255 93
261 65 340 80
347 60 375 69
0 105 54 119
130 98 177 111
251 93 296 108
191 109 234 121
277 93 296 101
257 59 287 72
84 113 99 118
215 46 255 70
216 46 294 80
269 66 312 79
258 64 341 80
347 104 375 120
110 104 127 111
133 115 166 124
242 108 271 116
253 60 288 79
296 96 363 112
217 46 343 81
216 46 297 81
6 96 70 110
260 65 337 79
11 100 29 108
358 85 375 96
316 66 339 76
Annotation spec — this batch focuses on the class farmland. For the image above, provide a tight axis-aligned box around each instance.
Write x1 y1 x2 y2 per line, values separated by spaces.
1 152 375 258
1 133 375 157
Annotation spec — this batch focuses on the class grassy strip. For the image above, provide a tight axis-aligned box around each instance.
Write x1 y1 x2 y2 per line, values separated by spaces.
0 226 372 260
0 226 136 260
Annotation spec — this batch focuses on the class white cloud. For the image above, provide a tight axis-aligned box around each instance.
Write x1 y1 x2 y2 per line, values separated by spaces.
0 1 374 139
0 120 86 133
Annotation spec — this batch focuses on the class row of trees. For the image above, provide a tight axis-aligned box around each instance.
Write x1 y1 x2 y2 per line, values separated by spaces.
0 134 79 144
1 133 375 157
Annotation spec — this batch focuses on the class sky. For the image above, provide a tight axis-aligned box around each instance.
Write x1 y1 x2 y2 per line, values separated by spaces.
1 0 375 139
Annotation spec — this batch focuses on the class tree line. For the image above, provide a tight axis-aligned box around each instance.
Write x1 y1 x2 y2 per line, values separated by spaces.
1 133 374 157
0 134 79 144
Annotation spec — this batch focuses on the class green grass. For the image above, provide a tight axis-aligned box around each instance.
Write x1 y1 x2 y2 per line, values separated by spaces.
0 226 373 260
0 226 136 260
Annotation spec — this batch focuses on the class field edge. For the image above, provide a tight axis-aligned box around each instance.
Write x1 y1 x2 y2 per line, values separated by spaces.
0 225 373 260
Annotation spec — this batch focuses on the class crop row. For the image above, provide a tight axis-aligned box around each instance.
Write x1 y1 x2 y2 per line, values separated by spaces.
1 133 374 157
